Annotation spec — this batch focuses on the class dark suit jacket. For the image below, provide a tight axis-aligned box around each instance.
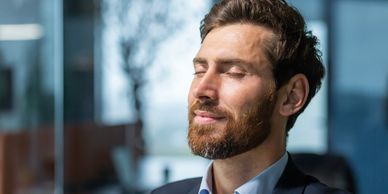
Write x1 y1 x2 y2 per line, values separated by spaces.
151 156 351 194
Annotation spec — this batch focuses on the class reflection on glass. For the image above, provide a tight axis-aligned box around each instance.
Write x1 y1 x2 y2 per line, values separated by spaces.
0 0 56 193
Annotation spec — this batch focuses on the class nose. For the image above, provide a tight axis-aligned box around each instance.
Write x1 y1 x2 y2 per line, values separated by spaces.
191 71 219 103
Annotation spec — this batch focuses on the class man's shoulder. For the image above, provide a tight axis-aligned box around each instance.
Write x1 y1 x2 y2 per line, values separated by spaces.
303 177 352 194
274 173 351 194
275 155 352 194
150 177 202 194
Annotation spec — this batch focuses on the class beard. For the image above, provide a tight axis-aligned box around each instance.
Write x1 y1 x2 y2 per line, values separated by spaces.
187 93 276 160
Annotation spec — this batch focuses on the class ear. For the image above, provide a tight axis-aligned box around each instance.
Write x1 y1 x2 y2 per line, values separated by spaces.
278 74 309 117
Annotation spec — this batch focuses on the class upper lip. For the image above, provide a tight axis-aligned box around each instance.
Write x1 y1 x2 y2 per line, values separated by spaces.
194 110 224 119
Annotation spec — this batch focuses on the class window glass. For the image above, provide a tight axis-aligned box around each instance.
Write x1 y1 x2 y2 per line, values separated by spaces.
331 1 388 194
288 21 328 153
0 0 57 193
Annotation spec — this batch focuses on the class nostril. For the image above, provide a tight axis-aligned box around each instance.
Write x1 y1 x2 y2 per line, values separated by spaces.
198 96 217 106
194 86 218 102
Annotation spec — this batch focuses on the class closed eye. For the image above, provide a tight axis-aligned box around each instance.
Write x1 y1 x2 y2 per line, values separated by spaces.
193 71 206 77
225 72 246 79
222 65 247 79
193 63 208 77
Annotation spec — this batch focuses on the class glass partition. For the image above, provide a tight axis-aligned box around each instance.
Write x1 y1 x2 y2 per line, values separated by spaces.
0 0 58 193
6 0 383 193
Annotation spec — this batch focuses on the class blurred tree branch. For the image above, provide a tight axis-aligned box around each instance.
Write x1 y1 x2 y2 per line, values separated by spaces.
101 0 181 167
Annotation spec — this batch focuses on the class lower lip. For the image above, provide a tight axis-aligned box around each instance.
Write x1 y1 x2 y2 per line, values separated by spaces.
193 116 222 125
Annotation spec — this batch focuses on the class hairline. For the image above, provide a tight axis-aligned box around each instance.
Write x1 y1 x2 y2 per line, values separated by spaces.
202 22 281 74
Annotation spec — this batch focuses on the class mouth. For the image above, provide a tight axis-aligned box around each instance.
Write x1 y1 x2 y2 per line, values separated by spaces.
193 110 225 125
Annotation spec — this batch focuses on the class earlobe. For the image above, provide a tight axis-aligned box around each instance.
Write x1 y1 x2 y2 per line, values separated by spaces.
279 74 309 117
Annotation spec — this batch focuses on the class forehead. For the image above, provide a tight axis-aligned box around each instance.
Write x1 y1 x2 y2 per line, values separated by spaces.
196 24 274 67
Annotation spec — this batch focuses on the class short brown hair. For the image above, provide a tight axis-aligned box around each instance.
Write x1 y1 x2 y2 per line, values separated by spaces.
200 0 325 132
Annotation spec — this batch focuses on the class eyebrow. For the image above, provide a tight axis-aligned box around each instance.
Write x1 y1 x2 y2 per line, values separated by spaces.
193 57 207 65
216 58 252 67
193 57 252 66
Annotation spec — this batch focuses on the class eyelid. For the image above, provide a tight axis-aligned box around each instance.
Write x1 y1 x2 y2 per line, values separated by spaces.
193 71 205 75
193 64 207 76
226 65 247 73
194 65 205 71
224 72 246 79
222 65 250 79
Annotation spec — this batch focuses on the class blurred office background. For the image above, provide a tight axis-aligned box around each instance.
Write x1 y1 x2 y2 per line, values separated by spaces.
0 0 387 193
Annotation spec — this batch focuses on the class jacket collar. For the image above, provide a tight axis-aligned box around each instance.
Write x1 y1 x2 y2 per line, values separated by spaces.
273 153 317 194
189 153 315 194
188 180 201 194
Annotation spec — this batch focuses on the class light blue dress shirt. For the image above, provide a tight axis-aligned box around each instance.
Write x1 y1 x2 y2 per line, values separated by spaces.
198 153 288 194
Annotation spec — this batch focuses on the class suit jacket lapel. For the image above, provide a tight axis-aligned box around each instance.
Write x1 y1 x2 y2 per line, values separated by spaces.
273 153 314 194
185 154 316 194
187 178 201 194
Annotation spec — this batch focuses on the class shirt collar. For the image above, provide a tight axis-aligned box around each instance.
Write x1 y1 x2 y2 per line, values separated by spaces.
198 153 288 194
199 161 214 194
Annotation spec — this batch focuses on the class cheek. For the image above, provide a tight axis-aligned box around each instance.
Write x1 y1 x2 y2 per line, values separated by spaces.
221 82 263 109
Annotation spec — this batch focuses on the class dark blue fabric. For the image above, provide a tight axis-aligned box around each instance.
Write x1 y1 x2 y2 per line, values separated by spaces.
151 155 352 194
199 189 210 194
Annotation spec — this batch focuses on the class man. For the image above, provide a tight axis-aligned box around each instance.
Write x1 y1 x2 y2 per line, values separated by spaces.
152 0 351 194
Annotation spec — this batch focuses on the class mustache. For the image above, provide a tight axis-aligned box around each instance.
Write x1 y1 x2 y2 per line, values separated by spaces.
189 101 232 118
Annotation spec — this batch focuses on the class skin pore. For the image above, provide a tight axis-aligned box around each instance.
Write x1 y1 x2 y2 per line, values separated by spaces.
188 24 309 194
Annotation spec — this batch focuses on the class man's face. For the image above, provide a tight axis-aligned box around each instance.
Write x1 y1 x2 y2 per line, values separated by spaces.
188 24 277 159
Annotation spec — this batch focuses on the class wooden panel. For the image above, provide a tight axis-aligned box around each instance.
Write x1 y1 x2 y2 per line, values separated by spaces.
0 124 127 194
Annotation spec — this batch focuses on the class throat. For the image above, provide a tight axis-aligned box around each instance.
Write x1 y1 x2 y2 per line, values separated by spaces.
211 146 285 194
211 159 255 194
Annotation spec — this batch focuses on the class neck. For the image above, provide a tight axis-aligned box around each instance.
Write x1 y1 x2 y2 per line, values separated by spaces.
211 135 285 194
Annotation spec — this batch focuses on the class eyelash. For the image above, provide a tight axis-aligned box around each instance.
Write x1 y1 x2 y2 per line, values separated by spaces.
193 71 205 76
225 72 245 78
192 71 246 79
